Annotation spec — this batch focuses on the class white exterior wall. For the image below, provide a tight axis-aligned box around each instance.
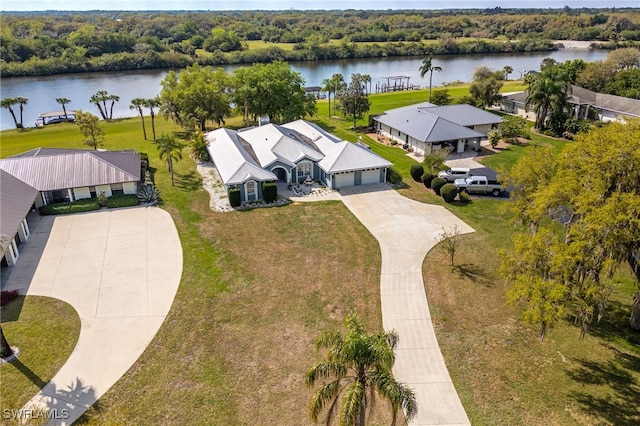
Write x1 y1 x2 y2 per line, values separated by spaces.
96 185 113 197
123 182 137 195
473 124 492 135
73 187 92 200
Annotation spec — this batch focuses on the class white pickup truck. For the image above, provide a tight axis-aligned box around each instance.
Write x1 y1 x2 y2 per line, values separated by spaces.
454 176 503 196
437 167 472 182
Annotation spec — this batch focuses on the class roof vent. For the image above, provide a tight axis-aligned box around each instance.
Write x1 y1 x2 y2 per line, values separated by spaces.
258 116 270 126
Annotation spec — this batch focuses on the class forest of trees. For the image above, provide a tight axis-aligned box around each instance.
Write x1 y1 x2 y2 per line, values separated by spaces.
1 8 639 77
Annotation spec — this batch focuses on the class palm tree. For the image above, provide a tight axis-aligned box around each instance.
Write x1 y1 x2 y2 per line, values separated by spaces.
14 97 28 127
362 73 372 95
107 94 120 119
130 98 147 140
330 73 346 116
306 314 417 426
56 97 72 121
419 53 442 101
503 65 513 81
90 91 109 119
321 77 336 118
144 97 161 141
525 67 571 130
1 98 19 128
154 133 185 186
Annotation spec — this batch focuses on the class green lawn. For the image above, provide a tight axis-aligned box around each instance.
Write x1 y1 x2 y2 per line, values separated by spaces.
1 87 638 425
1 297 81 417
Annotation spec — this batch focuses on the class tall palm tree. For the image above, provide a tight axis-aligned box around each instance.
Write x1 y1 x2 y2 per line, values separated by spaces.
107 94 120 119
321 77 336 118
90 91 109 119
306 314 417 426
1 98 19 128
154 133 185 186
362 73 372 95
14 97 28 127
503 65 513 81
419 54 442 102
144 97 161 141
130 98 147 140
330 73 346 116
56 97 72 121
525 67 571 130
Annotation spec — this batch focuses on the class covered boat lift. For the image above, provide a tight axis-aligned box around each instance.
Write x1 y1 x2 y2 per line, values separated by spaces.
35 110 76 127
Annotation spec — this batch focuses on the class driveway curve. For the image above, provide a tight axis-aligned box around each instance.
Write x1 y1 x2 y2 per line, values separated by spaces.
299 184 473 425
3 207 182 425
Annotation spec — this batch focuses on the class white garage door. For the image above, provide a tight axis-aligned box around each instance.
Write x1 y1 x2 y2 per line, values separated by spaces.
333 172 355 189
361 169 381 185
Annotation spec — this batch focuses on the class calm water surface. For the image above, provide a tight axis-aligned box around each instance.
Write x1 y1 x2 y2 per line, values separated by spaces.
0 49 609 131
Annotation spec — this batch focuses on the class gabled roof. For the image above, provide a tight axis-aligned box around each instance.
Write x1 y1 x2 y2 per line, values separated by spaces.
282 120 342 155
384 101 435 114
0 170 39 253
374 109 485 143
238 123 323 167
319 142 392 173
205 128 276 185
419 104 503 126
0 150 140 191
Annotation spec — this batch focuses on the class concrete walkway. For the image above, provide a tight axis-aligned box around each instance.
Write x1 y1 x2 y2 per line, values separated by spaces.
2 207 182 425
296 183 473 425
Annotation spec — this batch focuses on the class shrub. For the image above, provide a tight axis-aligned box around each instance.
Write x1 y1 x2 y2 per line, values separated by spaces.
386 168 402 185
262 181 277 203
39 198 101 215
107 194 140 208
97 191 108 207
459 190 471 203
410 164 424 182
1 289 19 306
421 173 436 188
441 183 459 202
487 129 502 148
431 177 447 195
229 186 241 207
137 183 160 205
390 140 398 146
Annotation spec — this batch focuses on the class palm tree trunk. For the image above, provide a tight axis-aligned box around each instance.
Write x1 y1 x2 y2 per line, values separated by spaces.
150 112 157 141
109 101 115 120
19 105 24 126
429 71 434 101
1 326 14 359
168 159 174 186
328 93 331 117
8 108 18 128
139 112 147 140
62 104 68 120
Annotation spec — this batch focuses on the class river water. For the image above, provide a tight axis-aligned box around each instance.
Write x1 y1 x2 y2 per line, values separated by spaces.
0 49 609 131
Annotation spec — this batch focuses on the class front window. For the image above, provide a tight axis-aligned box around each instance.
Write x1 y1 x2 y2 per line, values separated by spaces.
297 163 311 178
246 181 256 201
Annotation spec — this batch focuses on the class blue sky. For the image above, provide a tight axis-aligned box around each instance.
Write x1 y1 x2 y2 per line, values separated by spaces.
2 0 638 11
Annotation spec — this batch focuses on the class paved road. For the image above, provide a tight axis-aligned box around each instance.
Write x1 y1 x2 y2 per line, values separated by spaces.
2 207 182 426
338 184 473 426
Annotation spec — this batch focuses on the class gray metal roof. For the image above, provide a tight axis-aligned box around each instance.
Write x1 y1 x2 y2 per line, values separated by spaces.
205 128 277 185
0 150 141 191
384 101 435 114
0 170 39 253
419 104 503 126
318 142 392 173
374 109 485 143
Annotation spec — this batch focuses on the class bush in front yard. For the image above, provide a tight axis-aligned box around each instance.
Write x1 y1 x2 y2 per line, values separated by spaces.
421 173 436 188
39 198 101 215
387 168 402 185
107 194 140 208
459 190 471 203
431 177 447 195
410 164 424 182
229 186 241 207
441 183 459 202
262 182 277 203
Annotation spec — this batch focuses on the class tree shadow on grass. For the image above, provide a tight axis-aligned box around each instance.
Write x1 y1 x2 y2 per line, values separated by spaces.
453 263 493 287
173 171 201 190
566 347 640 426
589 300 640 346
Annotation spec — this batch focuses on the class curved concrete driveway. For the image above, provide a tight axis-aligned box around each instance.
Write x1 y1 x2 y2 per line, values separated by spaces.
310 184 473 425
3 207 182 425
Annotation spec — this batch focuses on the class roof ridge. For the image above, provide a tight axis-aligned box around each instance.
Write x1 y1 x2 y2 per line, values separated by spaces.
87 151 139 181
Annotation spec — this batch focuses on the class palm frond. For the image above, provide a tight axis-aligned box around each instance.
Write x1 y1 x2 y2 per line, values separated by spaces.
339 381 365 426
306 362 348 386
309 380 342 422
370 369 418 422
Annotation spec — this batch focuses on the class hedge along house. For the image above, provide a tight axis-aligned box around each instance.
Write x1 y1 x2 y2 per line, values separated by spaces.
0 148 140 268
501 84 640 123
205 119 392 202
371 102 503 155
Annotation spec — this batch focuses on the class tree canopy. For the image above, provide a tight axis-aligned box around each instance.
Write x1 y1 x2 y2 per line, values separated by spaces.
336 73 371 129
469 66 504 109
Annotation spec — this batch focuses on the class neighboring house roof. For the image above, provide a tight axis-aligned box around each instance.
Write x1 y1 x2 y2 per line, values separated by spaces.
0 170 39 253
374 108 485 143
419 104 503 127
237 123 323 167
319 141 392 173
0 150 140 191
205 128 277 185
383 101 436 114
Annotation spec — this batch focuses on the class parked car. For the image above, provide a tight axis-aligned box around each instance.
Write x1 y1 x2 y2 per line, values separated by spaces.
454 176 503 196
438 167 472 182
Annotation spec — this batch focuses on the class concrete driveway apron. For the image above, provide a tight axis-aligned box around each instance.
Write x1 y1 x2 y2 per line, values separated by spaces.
2 207 182 426
339 183 473 426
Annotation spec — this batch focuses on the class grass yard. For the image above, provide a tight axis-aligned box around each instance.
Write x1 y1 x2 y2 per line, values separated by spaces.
0 296 81 417
1 84 638 425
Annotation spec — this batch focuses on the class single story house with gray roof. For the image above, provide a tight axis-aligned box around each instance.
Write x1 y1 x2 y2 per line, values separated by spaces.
205 119 392 202
371 103 502 155
1 148 140 268
501 84 640 123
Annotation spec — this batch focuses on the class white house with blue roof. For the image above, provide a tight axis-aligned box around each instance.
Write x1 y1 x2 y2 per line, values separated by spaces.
205 120 392 203
372 102 502 155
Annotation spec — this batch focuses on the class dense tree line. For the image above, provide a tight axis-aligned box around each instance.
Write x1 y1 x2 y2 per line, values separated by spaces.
1 8 639 77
